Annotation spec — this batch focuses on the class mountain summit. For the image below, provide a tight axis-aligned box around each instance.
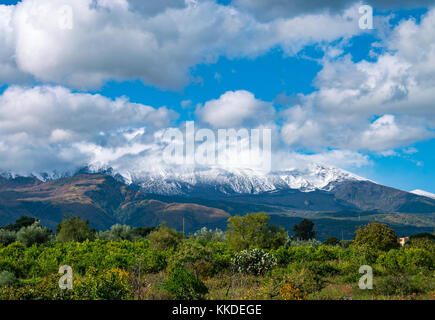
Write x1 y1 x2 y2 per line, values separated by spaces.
121 163 368 196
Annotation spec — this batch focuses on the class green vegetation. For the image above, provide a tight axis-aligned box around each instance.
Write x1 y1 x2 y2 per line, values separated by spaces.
57 216 96 243
353 221 400 252
226 212 288 251
293 219 316 240
0 215 433 300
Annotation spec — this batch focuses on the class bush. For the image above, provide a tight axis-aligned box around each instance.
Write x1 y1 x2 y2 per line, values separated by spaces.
323 237 340 246
16 222 51 247
0 229 17 246
168 239 212 274
283 268 326 295
134 249 167 274
0 274 74 300
280 283 307 300
304 261 339 277
0 271 15 287
287 239 322 247
162 267 208 300
232 248 277 275
57 217 95 243
148 224 183 250
73 267 132 300
375 275 426 297
192 227 225 242
408 238 435 254
376 248 434 274
97 224 139 242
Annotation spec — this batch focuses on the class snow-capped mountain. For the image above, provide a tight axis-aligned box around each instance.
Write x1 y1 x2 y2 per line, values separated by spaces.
1 163 370 196
410 189 435 200
126 164 369 196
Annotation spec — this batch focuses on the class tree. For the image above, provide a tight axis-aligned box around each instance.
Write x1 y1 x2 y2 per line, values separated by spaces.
0 229 17 246
97 224 139 241
409 233 435 241
16 221 51 247
4 216 37 232
148 223 183 250
323 237 340 246
226 212 288 251
352 222 399 251
132 227 157 238
192 227 225 242
293 219 316 240
57 216 95 243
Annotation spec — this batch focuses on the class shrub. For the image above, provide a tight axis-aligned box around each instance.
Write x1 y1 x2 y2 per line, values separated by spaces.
97 224 139 242
232 248 277 275
0 271 15 287
0 274 74 300
375 275 426 297
168 239 212 274
16 222 51 247
408 238 435 254
286 239 322 247
192 227 225 242
57 217 95 243
304 261 339 277
280 283 307 300
323 237 340 246
349 244 380 265
133 249 167 274
73 267 132 300
0 229 17 246
284 268 326 295
148 224 183 250
162 267 208 300
376 248 433 274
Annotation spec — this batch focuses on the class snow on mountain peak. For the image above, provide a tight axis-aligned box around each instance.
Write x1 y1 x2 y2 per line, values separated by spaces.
126 163 368 196
410 189 435 199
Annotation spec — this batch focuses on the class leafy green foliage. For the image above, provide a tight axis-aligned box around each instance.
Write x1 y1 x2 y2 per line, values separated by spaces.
375 274 429 297
0 271 15 287
74 267 132 300
3 216 37 232
323 237 340 246
409 232 435 241
0 229 17 246
162 267 208 300
293 219 316 240
168 239 212 272
148 224 183 250
353 222 399 252
0 213 433 300
57 217 96 243
97 224 139 241
16 222 52 247
376 247 434 274
226 212 288 251
192 227 225 242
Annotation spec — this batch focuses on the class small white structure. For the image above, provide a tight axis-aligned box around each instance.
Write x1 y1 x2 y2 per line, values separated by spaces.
398 237 409 247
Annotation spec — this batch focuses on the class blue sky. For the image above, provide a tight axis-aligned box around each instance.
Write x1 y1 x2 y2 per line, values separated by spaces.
0 0 434 193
